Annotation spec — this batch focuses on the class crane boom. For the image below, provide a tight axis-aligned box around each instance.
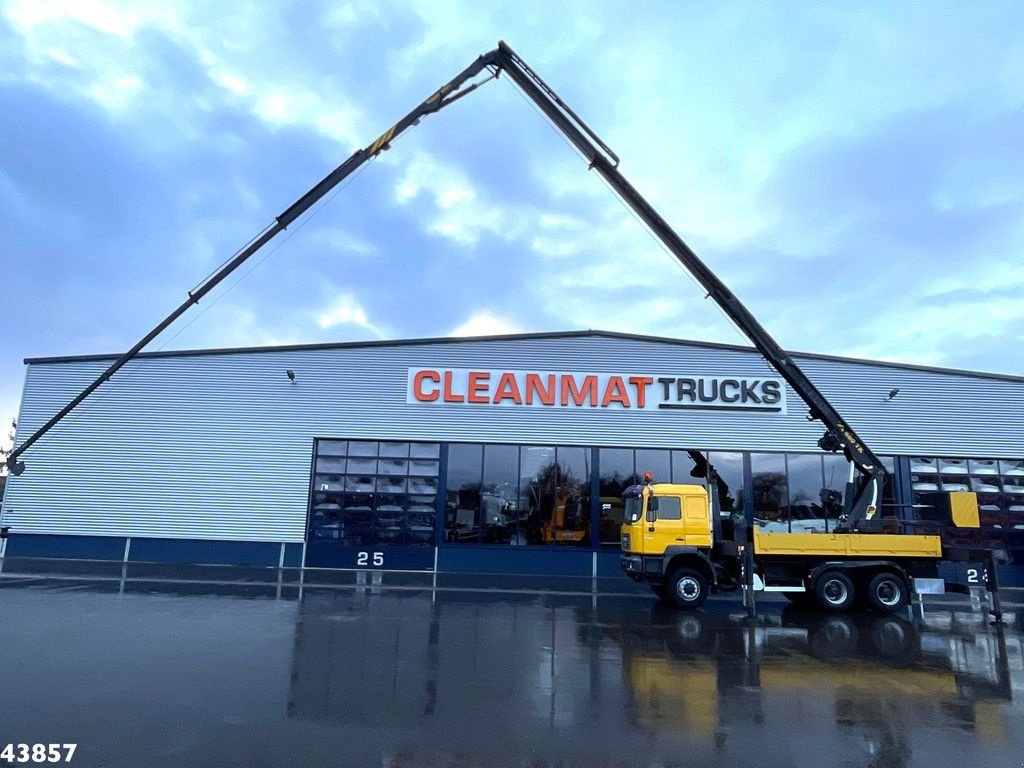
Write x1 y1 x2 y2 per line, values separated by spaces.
6 41 885 524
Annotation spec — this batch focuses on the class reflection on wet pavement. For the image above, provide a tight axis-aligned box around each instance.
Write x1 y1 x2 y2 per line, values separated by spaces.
1 578 1022 767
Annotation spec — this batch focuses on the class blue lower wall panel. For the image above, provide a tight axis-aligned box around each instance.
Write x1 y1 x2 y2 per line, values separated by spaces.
596 549 627 577
284 543 304 567
4 534 126 561
438 546 593 577
127 538 280 567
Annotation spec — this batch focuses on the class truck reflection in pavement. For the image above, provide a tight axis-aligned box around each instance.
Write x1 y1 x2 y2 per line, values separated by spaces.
597 605 1013 765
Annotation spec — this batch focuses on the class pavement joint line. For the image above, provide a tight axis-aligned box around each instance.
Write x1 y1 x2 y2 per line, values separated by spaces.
1 572 1023 611
9 558 1024 593
0 572 653 598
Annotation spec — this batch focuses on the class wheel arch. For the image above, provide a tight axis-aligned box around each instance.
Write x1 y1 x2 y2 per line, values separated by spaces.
664 548 716 584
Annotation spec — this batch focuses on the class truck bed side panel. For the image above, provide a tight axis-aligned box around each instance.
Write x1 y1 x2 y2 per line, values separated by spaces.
753 531 943 558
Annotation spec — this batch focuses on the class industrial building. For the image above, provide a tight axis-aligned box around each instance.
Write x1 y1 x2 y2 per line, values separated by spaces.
2 330 1023 585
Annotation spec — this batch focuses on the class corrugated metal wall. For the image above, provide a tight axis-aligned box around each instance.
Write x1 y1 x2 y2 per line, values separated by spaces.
4 333 1023 541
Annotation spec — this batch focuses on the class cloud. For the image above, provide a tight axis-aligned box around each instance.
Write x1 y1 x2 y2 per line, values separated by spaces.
314 294 385 338
450 311 526 338
392 152 527 246
1 0 1023 454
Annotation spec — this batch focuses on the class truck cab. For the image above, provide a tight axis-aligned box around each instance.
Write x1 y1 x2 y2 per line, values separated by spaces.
620 480 736 607
621 482 713 553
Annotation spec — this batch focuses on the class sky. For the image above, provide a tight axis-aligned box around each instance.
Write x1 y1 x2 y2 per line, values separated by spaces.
1 0 1023 456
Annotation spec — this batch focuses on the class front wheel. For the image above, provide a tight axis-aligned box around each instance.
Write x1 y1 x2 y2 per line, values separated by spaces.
667 567 709 609
814 569 856 613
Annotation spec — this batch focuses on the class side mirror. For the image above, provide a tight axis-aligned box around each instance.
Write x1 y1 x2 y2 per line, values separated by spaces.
646 496 659 522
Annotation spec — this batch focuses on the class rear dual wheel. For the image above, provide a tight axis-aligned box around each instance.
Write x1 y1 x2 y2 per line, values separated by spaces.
814 570 856 613
865 572 908 614
813 569 909 614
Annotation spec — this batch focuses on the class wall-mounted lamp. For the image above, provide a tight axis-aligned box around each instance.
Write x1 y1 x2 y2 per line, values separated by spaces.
885 388 900 401
286 369 296 383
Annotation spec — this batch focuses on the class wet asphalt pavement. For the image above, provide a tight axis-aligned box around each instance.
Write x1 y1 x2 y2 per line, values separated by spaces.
1 575 1023 768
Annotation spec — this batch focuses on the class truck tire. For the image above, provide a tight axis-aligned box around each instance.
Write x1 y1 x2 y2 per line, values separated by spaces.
866 572 908 614
667 567 709 609
814 569 855 613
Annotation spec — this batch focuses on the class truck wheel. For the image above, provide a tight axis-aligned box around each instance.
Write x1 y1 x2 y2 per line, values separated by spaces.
667 567 709 609
866 572 908 614
814 570 855 613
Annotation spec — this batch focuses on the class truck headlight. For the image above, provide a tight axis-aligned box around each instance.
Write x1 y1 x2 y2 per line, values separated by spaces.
621 533 630 551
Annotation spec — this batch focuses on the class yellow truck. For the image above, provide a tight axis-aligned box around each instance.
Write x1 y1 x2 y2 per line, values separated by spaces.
620 479 994 613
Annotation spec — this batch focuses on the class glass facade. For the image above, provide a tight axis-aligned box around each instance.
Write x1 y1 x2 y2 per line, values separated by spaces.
309 439 440 546
309 439 987 550
911 456 1024 529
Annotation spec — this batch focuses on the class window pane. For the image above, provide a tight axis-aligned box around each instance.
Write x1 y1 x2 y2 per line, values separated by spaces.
656 496 681 520
409 460 440 477
672 450 708 485
345 474 375 493
599 449 633 544
1001 460 1024 477
376 476 407 494
409 477 438 495
310 500 343 539
966 460 1007 528
938 458 968 475
340 494 374 546
707 452 744 514
549 447 590 546
348 440 378 457
314 474 344 492
445 444 483 543
822 455 848 528
879 456 896 515
786 454 825 533
375 503 405 545
378 459 409 476
519 446 556 545
379 441 409 457
910 457 937 474
482 445 520 544
318 440 347 456
970 459 1000 476
405 511 435 544
410 442 441 459
751 453 787 529
316 457 345 473
1001 458 1024 530
636 449 670 485
346 457 376 475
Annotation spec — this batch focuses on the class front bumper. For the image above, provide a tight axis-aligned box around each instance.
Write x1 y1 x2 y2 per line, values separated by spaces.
620 555 643 574
620 554 666 581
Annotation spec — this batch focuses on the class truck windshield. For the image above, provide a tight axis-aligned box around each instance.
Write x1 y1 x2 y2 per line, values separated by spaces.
624 496 643 524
